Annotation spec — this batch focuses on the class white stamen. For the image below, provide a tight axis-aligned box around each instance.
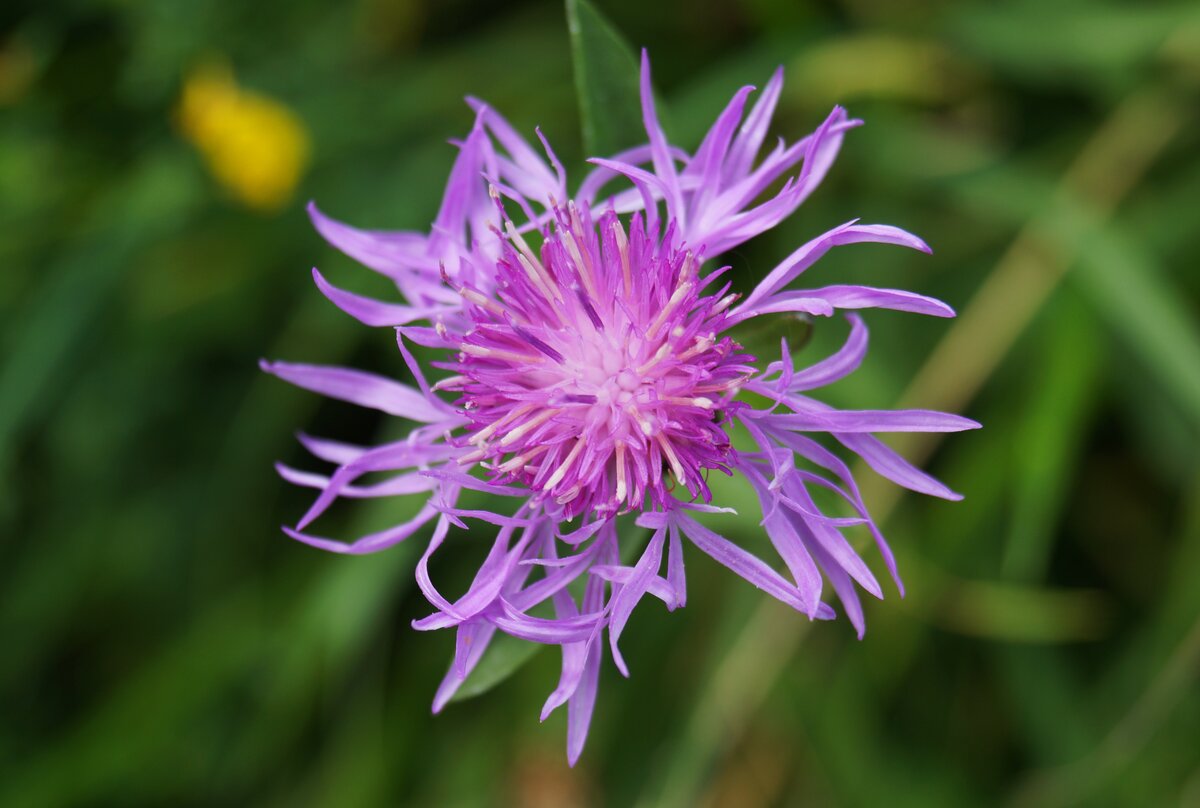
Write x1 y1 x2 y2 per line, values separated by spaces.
637 343 672 375
460 286 507 317
497 444 548 474
655 433 687 485
469 403 534 446
712 293 740 315
666 396 713 409
498 408 559 447
555 485 582 504
517 253 563 311
677 335 715 361
626 404 655 436
461 343 543 364
614 442 627 503
611 218 631 295
505 219 548 279
646 281 693 340
562 228 599 301
457 448 487 466
543 438 585 491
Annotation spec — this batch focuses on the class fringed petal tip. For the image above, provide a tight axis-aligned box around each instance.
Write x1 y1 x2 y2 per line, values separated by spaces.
431 672 464 714
281 524 354 555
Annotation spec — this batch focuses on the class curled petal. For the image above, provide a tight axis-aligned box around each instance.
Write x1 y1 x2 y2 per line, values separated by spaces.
260 360 457 424
312 267 451 326
607 526 666 676
283 499 441 555
735 221 932 316
639 49 686 231
768 408 981 433
837 432 963 501
432 621 498 712
724 66 783 182
674 511 831 618
307 202 434 276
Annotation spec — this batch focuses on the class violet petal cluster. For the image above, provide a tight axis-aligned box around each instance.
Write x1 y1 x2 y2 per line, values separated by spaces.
263 52 979 764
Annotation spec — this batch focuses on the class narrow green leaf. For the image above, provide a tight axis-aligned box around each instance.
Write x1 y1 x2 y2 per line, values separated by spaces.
1002 292 1104 581
565 0 644 157
449 632 545 704
1070 217 1200 429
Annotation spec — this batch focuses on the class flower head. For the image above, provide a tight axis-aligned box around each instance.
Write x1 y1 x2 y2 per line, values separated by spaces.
264 51 979 764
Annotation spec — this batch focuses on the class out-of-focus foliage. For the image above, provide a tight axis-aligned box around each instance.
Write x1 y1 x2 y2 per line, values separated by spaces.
1 0 1198 806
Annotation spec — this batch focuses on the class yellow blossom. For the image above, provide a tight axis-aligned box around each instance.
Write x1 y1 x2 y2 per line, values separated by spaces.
178 61 310 212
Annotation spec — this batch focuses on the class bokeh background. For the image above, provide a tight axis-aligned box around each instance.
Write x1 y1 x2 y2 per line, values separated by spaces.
3 0 1199 806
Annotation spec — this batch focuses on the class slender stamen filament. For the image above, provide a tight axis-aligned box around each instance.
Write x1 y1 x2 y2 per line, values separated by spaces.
677 335 715 361
626 404 654 436
665 396 713 409
432 375 467 392
711 293 740 315
562 228 600 302
611 218 631 296
637 343 672 375
457 448 487 465
542 438 585 491
497 444 549 474
614 442 627 503
504 218 551 283
459 286 509 318
655 433 687 485
498 408 559 447
516 253 563 311
469 402 535 446
646 281 694 340
555 484 581 505
461 343 544 364
694 374 751 394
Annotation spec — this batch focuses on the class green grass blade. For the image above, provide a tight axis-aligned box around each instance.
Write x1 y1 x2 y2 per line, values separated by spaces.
565 0 644 157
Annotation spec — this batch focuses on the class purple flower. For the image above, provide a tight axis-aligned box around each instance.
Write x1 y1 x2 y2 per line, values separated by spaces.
263 52 979 764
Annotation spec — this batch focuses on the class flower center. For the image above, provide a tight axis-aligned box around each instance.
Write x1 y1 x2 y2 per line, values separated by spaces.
445 204 751 519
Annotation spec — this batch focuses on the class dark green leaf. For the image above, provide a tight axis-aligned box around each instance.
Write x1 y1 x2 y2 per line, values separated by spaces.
565 0 644 157
448 632 546 704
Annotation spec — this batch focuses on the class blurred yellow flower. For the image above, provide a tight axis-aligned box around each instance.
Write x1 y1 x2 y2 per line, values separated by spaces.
178 61 310 212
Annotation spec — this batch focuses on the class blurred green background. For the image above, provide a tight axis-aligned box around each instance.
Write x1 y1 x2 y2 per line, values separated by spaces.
3 0 1199 806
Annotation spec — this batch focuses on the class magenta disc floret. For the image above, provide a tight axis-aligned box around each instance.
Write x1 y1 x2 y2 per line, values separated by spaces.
441 200 754 519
